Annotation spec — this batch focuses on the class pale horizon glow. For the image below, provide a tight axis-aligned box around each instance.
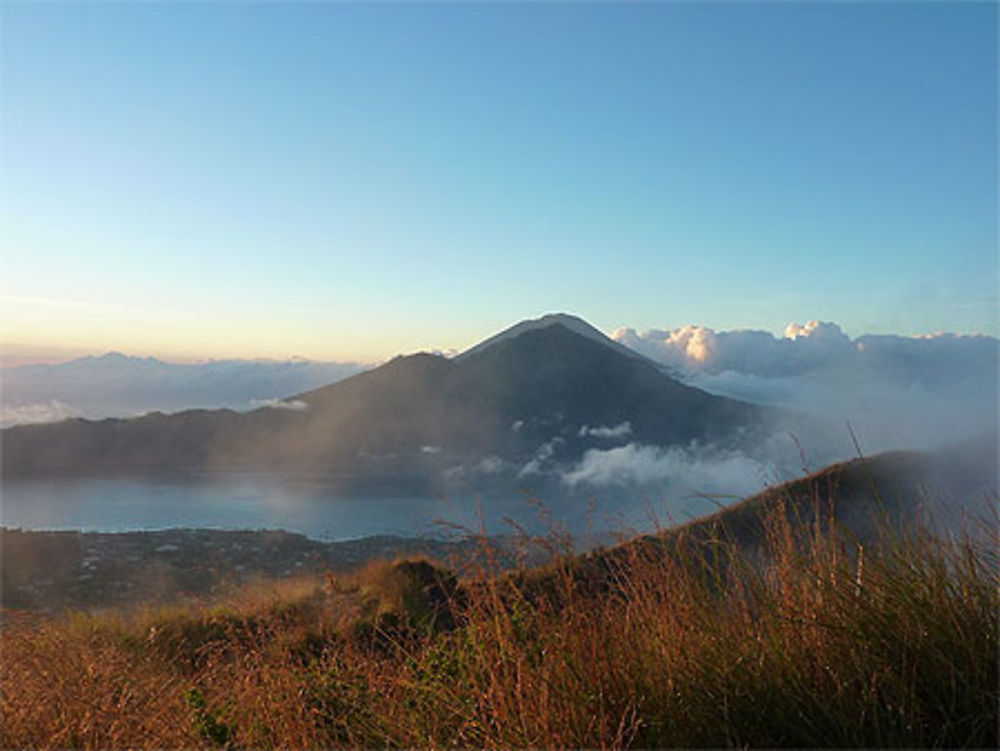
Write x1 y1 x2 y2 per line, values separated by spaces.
3 312 996 370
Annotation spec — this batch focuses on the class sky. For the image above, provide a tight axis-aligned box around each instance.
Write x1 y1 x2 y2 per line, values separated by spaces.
2 1 997 363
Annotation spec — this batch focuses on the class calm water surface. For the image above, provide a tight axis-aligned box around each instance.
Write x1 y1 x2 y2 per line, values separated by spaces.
0 472 693 541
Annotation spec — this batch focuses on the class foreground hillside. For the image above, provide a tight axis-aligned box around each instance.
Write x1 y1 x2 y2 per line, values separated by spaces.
3 461 996 749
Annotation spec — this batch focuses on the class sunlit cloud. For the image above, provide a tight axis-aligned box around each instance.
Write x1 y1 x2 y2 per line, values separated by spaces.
614 320 999 453
614 320 996 382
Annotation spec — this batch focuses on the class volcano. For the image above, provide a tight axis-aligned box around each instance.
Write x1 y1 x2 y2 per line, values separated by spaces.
1 314 774 490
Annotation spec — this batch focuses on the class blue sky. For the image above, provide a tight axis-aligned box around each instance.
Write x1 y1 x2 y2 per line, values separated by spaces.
3 2 996 362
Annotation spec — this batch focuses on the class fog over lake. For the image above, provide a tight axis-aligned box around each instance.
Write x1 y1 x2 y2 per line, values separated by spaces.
0 472 739 543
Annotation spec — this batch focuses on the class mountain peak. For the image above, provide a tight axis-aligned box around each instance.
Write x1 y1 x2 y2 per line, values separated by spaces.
456 313 645 362
90 351 163 366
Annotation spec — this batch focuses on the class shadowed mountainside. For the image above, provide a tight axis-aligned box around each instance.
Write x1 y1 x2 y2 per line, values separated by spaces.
1 318 773 489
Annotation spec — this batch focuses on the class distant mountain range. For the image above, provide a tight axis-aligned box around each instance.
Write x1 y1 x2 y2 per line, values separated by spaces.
1 314 775 492
0 353 368 426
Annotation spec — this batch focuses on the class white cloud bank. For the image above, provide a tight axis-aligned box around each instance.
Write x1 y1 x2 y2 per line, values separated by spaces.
614 321 998 453
614 320 996 381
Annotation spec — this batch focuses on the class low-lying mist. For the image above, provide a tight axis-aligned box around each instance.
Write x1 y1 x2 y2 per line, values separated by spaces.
0 353 369 427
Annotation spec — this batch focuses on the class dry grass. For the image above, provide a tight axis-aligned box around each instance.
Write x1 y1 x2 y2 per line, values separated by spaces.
2 499 997 749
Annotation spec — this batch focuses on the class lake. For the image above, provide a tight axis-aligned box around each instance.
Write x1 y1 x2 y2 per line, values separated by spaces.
0 472 731 542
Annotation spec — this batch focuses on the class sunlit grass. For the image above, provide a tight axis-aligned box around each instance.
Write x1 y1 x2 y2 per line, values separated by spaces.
2 497 996 749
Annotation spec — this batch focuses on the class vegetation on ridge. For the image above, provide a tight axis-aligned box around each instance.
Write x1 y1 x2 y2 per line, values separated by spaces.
2 487 996 749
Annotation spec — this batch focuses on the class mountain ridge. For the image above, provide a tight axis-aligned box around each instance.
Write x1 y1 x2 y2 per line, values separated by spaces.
456 312 650 364
1 315 775 489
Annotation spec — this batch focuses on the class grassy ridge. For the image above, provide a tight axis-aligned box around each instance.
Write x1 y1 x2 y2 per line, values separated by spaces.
2 496 997 749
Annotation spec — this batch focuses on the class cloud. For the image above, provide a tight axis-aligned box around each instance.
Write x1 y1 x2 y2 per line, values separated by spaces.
428 348 460 359
614 320 995 383
441 454 512 489
562 442 773 498
784 320 850 342
250 398 310 411
614 321 998 454
475 455 507 474
578 422 633 439
614 320 856 377
518 437 566 478
0 400 82 428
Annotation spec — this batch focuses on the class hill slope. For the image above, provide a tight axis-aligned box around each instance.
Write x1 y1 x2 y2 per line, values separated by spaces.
549 439 997 596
